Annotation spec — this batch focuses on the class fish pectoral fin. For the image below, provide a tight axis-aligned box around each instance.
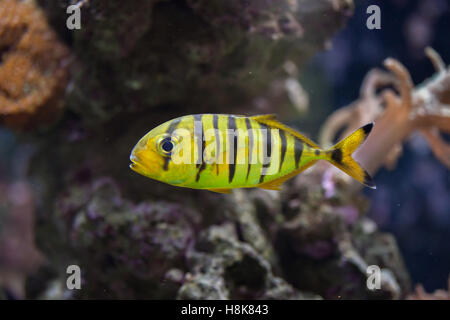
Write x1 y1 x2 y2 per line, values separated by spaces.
208 188 233 194
250 114 320 149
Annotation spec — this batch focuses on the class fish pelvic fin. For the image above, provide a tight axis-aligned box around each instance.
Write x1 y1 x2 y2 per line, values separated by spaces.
325 123 376 189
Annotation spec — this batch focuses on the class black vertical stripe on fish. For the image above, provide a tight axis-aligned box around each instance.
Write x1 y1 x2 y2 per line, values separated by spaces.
195 115 207 182
279 130 287 172
228 116 238 184
265 124 272 166
259 123 271 184
294 137 303 168
194 114 203 168
213 114 220 175
163 118 181 171
245 118 253 181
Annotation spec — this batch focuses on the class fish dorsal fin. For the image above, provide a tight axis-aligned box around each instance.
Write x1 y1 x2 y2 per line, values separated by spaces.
250 114 320 149
250 114 277 121
257 160 318 191
208 188 232 194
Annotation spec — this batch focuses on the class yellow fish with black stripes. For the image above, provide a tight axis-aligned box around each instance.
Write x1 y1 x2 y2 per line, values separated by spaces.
129 114 375 193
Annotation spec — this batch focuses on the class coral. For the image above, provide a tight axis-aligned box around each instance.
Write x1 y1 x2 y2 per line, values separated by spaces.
407 276 450 300
319 48 450 179
406 277 450 300
0 0 70 130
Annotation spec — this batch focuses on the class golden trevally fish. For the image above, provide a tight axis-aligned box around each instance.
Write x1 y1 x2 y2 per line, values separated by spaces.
129 114 375 193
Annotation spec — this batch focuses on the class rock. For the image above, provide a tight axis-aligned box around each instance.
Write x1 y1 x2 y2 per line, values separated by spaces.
52 177 200 299
272 167 411 299
177 223 319 300
38 0 354 122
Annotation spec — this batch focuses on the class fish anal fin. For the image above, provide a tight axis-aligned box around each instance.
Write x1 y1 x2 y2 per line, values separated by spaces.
208 188 232 194
257 160 318 191
250 114 320 149
258 180 283 191
257 174 291 191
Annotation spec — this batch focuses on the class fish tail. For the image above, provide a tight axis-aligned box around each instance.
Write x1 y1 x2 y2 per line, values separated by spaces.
325 123 376 189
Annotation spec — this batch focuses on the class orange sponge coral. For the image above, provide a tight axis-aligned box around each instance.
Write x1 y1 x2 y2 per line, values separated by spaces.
0 0 70 130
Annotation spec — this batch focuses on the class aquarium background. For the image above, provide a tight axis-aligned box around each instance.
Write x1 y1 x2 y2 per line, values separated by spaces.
306 0 450 291
0 0 449 299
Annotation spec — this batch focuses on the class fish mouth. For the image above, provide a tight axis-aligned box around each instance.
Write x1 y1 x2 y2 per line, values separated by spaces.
129 154 140 172
129 162 137 172
129 152 152 177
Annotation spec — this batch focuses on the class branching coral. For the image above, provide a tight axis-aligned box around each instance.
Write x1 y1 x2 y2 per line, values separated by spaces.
0 0 70 130
407 276 450 300
319 47 450 176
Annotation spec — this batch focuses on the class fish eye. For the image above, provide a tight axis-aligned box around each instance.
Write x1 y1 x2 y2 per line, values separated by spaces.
161 138 174 152
157 135 178 156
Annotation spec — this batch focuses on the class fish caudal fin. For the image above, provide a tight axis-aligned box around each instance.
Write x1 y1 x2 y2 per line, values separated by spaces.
325 123 376 189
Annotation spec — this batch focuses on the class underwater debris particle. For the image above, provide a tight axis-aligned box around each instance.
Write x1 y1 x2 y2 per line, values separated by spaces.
0 0 70 130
